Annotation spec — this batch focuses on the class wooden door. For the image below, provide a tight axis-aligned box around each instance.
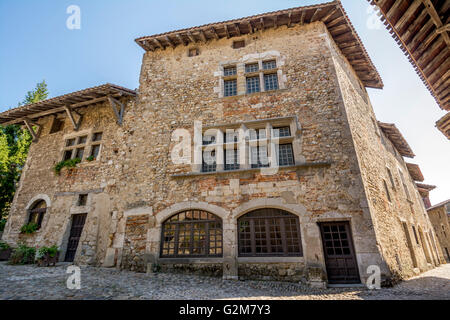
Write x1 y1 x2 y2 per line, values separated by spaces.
64 214 87 262
319 222 360 284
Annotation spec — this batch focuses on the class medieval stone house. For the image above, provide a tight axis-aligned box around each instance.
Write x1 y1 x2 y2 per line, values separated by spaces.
0 1 445 286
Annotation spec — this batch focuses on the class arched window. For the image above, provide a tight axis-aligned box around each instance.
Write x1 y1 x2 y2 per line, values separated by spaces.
160 210 223 258
27 200 47 230
238 208 302 257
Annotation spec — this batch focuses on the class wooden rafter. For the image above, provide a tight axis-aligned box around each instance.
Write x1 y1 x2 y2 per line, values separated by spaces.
234 23 241 36
421 0 450 45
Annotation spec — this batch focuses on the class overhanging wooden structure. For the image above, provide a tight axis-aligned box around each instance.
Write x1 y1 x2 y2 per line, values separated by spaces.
0 84 136 127
406 162 425 181
368 0 449 111
378 121 416 158
136 0 383 89
436 111 450 138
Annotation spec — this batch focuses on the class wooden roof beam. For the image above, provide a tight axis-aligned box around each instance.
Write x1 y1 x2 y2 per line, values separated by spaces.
210 27 219 40
186 31 197 43
23 118 41 142
310 8 322 23
321 7 338 23
247 20 254 34
421 0 450 45
394 0 422 31
224 25 231 38
165 36 175 48
288 11 293 28
107 96 125 126
176 34 188 46
199 29 207 42
234 23 241 36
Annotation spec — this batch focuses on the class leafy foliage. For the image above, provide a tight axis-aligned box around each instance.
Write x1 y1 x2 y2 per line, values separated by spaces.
53 158 81 175
86 156 95 162
36 245 59 260
0 81 49 222
0 241 10 251
8 243 36 265
20 222 38 234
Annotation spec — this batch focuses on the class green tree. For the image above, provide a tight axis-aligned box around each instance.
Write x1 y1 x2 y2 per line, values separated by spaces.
0 81 48 228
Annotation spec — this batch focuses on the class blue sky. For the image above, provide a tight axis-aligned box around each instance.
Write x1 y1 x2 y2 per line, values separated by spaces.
0 0 448 203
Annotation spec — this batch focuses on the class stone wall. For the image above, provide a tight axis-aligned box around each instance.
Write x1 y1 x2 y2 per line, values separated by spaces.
326 26 444 278
427 205 450 262
2 19 442 285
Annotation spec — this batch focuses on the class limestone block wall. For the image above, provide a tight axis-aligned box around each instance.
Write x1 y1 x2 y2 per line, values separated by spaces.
107 21 384 283
2 99 134 265
326 27 444 278
428 206 450 262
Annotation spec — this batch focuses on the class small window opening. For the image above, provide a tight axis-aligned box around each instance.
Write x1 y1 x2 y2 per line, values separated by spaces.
233 40 245 49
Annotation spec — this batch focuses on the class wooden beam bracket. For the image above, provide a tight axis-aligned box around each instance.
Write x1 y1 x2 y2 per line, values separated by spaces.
107 96 125 126
23 118 41 142
64 105 82 131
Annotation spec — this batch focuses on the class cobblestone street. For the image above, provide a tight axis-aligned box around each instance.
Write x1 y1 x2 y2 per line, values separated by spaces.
0 262 449 300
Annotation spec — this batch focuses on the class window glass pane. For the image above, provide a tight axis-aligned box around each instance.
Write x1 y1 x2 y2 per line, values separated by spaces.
264 73 279 91
224 79 237 97
251 146 269 168
202 150 216 173
278 144 294 166
246 76 260 94
245 63 259 73
225 131 239 143
263 60 277 70
202 135 216 145
63 150 72 161
272 127 291 138
75 148 84 160
225 149 240 171
161 211 223 257
249 128 266 140
77 136 87 145
90 145 101 159
66 139 76 147
92 132 103 142
224 66 237 76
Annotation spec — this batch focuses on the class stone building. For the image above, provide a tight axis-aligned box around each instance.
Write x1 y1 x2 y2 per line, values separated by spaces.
0 1 445 286
427 199 450 262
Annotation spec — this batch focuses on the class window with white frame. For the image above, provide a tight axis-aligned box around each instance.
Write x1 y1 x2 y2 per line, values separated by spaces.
62 132 103 162
199 119 297 173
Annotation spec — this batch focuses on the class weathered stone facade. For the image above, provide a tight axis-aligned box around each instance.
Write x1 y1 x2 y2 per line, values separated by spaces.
1 6 444 286
427 201 450 262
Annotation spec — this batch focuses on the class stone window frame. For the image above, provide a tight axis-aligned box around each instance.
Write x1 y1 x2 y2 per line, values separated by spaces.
23 195 52 233
382 179 392 203
217 53 286 99
197 116 300 174
61 130 104 162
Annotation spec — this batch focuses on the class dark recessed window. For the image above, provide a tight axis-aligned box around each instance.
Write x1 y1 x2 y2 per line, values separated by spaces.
160 210 223 257
233 40 245 49
238 208 303 257
78 194 88 206
277 144 294 166
264 73 279 91
263 60 277 70
223 66 237 77
188 48 200 57
50 118 64 134
245 63 259 73
27 200 47 230
92 132 103 142
63 150 73 161
246 76 260 94
224 79 237 97
66 139 76 147
90 145 101 159
75 148 84 160
383 180 392 203
78 136 88 145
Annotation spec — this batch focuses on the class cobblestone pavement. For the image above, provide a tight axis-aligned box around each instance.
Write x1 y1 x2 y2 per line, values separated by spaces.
0 262 449 300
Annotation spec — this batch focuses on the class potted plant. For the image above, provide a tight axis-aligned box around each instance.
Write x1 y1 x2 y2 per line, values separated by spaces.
35 245 59 267
0 242 12 261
